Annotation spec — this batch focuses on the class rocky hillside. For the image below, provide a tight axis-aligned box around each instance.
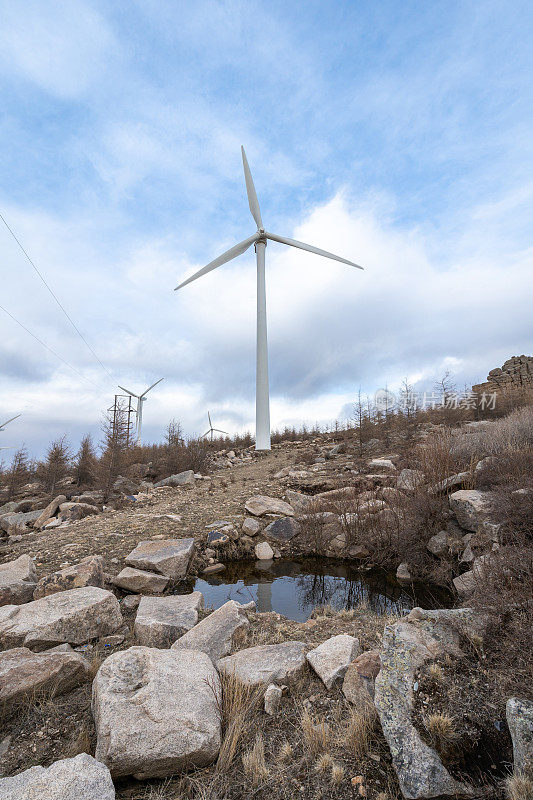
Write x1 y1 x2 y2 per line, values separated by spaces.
0 406 531 799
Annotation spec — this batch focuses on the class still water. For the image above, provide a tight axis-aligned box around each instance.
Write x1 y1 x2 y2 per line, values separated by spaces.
180 559 450 622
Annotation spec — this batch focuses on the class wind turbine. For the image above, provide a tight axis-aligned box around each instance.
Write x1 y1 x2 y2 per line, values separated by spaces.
202 411 229 441
175 147 364 450
117 379 164 444
0 414 21 432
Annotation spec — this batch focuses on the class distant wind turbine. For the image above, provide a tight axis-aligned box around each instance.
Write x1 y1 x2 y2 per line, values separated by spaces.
174 147 363 450
202 411 229 441
0 414 21 432
118 379 164 444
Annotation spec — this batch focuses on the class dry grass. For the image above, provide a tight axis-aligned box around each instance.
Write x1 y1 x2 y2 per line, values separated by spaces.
279 740 294 762
342 706 377 759
315 752 334 773
331 763 345 785
505 771 533 800
425 712 458 753
213 671 264 774
301 707 331 756
242 733 269 787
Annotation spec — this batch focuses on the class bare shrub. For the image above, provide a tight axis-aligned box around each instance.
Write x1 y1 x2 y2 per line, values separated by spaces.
36 436 71 493
74 434 97 487
4 447 32 499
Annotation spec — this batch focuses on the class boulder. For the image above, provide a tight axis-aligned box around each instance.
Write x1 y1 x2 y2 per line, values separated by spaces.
153 470 195 488
0 646 91 712
0 510 41 536
0 752 115 800
342 649 381 704
264 517 300 541
0 586 123 650
255 541 274 560
171 600 249 661
506 697 533 775
264 684 283 715
32 495 67 528
396 469 425 491
33 556 105 600
0 554 37 606
245 495 294 517
112 475 138 494
125 538 194 579
62 502 100 522
242 517 261 536
429 472 470 495
284 489 313 514
374 608 483 799
112 567 169 593
134 593 204 648
306 634 361 689
203 563 226 575
449 490 493 531
93 646 221 778
453 570 476 596
368 458 396 471
217 641 307 687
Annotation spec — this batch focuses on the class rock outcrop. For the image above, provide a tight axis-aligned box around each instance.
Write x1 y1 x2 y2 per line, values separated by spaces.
125 538 194 580
472 355 533 395
134 592 204 648
0 752 115 800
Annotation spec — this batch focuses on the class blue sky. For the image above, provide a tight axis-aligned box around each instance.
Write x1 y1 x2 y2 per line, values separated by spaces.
0 0 532 456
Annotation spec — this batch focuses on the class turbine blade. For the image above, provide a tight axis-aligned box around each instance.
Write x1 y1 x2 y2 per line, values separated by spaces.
241 146 263 229
142 377 164 397
266 231 364 270
208 411 212 427
0 414 21 428
118 385 139 398
175 233 258 291
202 430 211 438
214 429 229 435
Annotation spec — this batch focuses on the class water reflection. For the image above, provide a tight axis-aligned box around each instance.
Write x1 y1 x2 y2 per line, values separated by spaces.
179 559 450 622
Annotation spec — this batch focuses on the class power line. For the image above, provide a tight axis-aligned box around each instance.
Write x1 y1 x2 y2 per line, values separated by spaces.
0 302 107 393
0 211 114 380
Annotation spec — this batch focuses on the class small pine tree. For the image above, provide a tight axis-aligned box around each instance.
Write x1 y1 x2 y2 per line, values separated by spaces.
98 408 131 495
5 447 31 499
74 434 97 487
37 436 71 493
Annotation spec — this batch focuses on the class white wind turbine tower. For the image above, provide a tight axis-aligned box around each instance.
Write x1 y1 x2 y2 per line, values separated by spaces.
175 147 364 450
202 411 229 441
117 379 164 444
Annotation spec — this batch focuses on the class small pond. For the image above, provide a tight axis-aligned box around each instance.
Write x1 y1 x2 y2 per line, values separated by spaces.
179 559 451 622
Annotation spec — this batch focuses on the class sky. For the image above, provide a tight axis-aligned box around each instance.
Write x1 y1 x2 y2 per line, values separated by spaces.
0 0 532 458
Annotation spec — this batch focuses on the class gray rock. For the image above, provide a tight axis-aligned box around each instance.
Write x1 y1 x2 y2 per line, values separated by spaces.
426 531 461 558
0 554 37 606
368 458 396 471
429 472 470 495
506 697 533 775
217 641 307 687
453 570 477 596
134 593 204 648
374 608 481 798
264 517 300 541
0 509 42 536
0 646 91 712
33 555 105 600
449 490 493 531
171 600 249 661
284 489 313 514
0 752 115 799
0 586 123 650
203 563 226 575
255 541 274 560
32 495 66 528
125 538 194 579
153 470 195 488
62 502 100 522
306 634 360 689
264 683 283 715
396 563 412 582
242 517 261 536
245 495 294 517
112 567 169 594
93 646 221 778
121 594 141 611
397 469 425 491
